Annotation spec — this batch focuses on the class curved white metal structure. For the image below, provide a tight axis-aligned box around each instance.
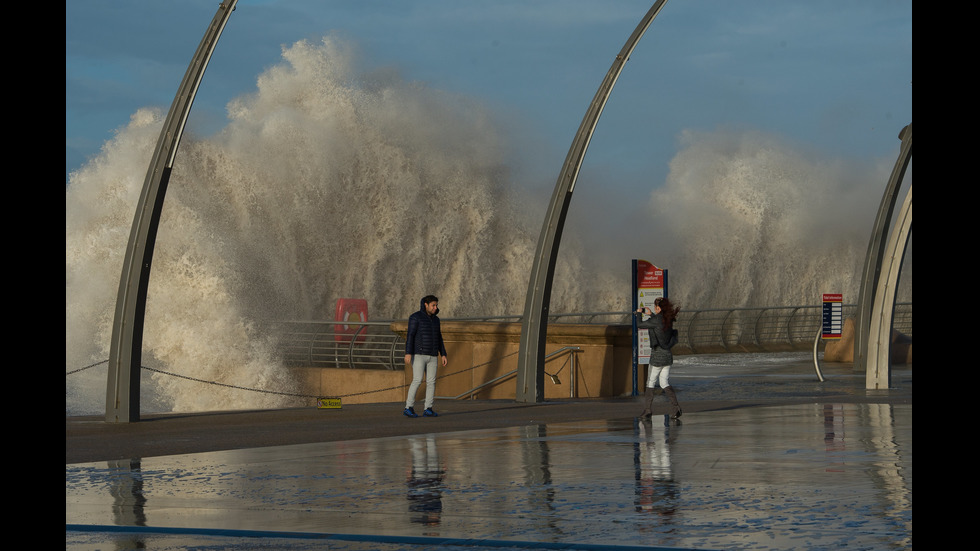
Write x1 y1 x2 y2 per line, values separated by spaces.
866 184 912 389
516 1 670 402
106 1 239 422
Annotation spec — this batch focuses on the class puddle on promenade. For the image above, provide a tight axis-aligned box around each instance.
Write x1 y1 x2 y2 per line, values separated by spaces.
67 403 911 550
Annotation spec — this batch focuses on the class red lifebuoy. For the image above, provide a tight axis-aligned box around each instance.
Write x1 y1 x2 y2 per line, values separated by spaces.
335 299 368 343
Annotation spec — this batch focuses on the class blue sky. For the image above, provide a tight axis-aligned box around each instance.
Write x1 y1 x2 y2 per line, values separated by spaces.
66 0 912 189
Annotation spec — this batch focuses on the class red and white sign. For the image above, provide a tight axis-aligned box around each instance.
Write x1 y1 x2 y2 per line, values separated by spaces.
636 259 665 311
635 260 665 365
821 293 843 340
335 298 368 343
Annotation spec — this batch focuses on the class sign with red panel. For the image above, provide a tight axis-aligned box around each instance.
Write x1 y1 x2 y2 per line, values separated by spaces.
822 293 843 339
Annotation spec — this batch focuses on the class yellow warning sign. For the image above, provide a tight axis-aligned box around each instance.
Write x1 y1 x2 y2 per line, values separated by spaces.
317 398 342 409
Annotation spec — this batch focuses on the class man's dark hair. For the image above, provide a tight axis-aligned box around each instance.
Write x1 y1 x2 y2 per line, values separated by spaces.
422 294 439 305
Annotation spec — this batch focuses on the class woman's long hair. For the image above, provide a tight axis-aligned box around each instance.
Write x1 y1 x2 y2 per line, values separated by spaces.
655 297 680 331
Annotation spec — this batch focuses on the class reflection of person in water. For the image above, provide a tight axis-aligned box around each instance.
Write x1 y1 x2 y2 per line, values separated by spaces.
407 435 444 527
634 419 679 520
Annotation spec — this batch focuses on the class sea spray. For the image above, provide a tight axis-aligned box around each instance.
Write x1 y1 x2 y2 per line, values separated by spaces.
67 37 558 414
66 107 302 414
66 36 907 415
645 128 903 309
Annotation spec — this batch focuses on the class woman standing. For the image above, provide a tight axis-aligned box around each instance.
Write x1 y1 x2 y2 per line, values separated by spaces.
637 297 682 419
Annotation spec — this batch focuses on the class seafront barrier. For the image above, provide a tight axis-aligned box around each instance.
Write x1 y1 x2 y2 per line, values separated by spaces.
287 303 912 406
293 322 634 405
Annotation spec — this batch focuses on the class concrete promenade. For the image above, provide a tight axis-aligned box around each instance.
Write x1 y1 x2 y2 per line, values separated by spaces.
66 353 912 550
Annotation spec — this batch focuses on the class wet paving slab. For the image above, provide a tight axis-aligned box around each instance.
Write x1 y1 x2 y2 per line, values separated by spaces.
67 401 911 550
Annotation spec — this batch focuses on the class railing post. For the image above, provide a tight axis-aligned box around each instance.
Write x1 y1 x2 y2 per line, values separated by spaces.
570 353 577 398
753 308 767 349
720 310 736 351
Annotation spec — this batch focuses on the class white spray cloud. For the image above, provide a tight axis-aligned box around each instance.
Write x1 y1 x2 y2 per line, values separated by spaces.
646 128 894 309
67 37 572 414
66 36 908 415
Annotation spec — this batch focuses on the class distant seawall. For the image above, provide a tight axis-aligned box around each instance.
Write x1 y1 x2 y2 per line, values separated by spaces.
294 318 911 406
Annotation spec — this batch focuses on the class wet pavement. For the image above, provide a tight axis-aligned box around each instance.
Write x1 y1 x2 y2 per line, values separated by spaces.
66 354 912 550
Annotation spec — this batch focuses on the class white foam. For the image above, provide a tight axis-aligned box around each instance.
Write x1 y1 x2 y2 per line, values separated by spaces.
66 37 909 415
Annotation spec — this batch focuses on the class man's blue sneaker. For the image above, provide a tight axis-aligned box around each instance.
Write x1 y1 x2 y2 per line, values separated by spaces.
423 408 438 417
404 407 418 418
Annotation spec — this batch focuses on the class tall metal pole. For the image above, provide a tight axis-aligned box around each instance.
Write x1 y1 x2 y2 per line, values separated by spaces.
105 0 239 423
516 1 670 403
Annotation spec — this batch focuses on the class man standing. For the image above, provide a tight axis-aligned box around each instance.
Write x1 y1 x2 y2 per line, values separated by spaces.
404 295 448 418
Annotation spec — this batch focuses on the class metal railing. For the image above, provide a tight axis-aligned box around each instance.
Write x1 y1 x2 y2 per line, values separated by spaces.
271 321 405 370
433 312 633 324
271 303 911 369
270 314 629 371
674 303 912 353
440 346 581 400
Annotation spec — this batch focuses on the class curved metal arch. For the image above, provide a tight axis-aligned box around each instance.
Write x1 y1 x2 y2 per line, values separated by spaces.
866 183 912 389
516 1 671 402
106 1 239 422
854 123 913 372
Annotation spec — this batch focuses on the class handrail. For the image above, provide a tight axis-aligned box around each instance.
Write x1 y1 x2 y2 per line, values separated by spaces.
269 303 911 369
811 328 826 382
439 346 581 400
272 320 406 371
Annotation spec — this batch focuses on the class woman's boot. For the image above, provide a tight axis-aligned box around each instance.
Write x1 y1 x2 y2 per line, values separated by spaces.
640 387 662 418
663 386 682 419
